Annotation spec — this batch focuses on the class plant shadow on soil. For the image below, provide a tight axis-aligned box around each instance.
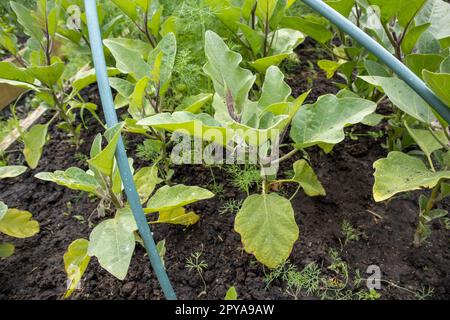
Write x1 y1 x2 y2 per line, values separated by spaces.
0 41 449 300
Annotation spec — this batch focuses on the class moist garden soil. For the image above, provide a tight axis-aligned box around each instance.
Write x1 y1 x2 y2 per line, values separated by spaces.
0 42 449 300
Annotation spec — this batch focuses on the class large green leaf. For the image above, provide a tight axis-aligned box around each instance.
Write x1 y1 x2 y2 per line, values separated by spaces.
280 16 333 44
235 193 299 268
203 30 256 112
88 123 123 177
416 0 450 40
0 166 27 179
367 0 426 26
373 151 450 201
251 53 290 73
72 67 120 92
27 62 65 87
422 70 450 108
0 28 18 54
133 166 162 204
258 66 291 108
405 123 447 161
359 76 436 123
0 209 39 238
104 38 152 80
64 239 91 298
23 124 48 169
0 61 35 83
111 0 139 22
138 111 230 145
10 1 44 41
0 243 15 258
88 207 137 280
146 184 214 213
405 54 443 77
290 94 377 149
35 167 101 195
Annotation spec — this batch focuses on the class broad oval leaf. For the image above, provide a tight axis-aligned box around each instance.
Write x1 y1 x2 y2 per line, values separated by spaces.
151 207 200 226
0 209 39 238
64 239 91 298
422 70 450 108
133 166 162 204
359 76 436 123
28 62 65 87
146 184 214 213
235 193 299 268
0 166 27 179
290 94 377 149
373 151 450 202
35 167 101 195
204 30 256 112
87 207 137 280
104 38 152 80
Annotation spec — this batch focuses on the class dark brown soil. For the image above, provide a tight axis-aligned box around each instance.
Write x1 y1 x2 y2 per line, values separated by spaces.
1 42 449 300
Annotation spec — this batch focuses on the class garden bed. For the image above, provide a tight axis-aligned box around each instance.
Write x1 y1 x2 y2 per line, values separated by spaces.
1 51 448 300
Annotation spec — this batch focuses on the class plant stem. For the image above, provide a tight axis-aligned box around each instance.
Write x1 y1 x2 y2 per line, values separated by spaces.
427 127 450 151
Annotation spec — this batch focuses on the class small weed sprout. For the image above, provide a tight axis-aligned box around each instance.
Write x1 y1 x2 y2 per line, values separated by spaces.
225 165 261 195
340 220 363 248
219 199 243 215
185 251 208 297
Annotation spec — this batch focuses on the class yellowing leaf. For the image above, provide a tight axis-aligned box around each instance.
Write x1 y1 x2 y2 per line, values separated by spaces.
151 207 200 226
0 209 39 239
373 151 450 202
235 193 299 268
146 184 214 213
0 166 27 179
64 239 91 298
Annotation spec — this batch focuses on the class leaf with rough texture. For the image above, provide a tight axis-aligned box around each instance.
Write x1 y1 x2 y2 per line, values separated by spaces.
23 124 48 169
72 67 120 92
290 94 377 149
147 33 177 94
359 76 436 123
0 209 39 238
235 193 299 269
138 111 230 145
64 239 91 298
204 30 256 112
416 0 450 40
146 184 214 213
0 166 27 179
289 160 326 196
258 66 291 108
104 38 152 80
88 207 137 280
35 167 101 195
373 151 450 202
10 1 44 41
0 243 15 258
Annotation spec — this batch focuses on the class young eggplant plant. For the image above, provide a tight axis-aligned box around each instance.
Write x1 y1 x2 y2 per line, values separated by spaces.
295 0 450 151
35 124 214 298
0 165 39 258
373 57 450 248
0 0 105 169
206 0 305 74
137 30 377 268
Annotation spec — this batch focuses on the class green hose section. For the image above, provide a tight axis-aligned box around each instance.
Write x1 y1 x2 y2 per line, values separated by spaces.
302 0 450 123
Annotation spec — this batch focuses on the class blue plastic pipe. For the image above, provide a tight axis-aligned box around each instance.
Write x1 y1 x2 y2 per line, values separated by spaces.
84 0 177 300
301 0 450 124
